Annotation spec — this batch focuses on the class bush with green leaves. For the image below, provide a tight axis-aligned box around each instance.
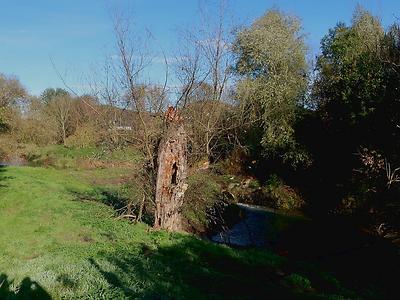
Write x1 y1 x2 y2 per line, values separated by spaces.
182 171 224 232
265 174 304 210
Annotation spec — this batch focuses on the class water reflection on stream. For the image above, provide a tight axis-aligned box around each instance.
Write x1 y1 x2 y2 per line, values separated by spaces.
0 157 27 167
210 202 399 264
211 203 282 248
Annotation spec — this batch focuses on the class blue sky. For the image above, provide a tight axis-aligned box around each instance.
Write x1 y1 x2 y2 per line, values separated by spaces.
0 0 399 96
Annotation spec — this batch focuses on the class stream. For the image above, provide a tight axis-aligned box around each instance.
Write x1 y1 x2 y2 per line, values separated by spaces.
210 203 275 248
210 202 399 260
0 157 28 167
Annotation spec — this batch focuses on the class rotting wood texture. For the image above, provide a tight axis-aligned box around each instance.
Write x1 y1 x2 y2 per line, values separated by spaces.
154 106 188 231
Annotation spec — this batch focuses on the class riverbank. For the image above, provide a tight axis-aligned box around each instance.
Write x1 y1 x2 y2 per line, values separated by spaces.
210 201 400 299
210 203 306 248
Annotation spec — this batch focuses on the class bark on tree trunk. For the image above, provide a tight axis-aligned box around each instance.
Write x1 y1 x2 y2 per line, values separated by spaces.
154 107 188 231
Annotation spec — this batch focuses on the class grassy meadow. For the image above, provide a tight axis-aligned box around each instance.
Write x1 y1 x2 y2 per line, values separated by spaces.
0 150 369 299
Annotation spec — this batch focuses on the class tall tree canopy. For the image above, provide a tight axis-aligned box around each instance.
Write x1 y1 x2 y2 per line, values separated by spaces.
314 8 385 130
233 10 308 153
313 8 400 162
302 7 400 215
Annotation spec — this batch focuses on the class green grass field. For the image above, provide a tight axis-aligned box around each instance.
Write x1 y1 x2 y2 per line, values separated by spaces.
0 165 368 299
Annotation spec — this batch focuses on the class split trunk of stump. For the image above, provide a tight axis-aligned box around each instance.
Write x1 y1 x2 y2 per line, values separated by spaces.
154 108 188 231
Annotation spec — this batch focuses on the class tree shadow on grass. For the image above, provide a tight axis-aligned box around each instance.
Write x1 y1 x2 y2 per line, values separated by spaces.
69 188 155 226
87 235 364 299
0 274 51 300
70 188 129 210
0 165 14 188
273 215 400 300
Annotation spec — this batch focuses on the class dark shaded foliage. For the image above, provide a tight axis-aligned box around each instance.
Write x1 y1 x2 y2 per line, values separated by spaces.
87 236 364 299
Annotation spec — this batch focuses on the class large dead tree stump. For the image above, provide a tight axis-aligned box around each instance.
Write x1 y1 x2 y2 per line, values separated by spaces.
154 107 188 231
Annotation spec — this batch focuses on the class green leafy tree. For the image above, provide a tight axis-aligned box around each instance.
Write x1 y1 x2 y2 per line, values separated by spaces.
314 8 385 128
233 10 308 153
307 7 400 217
40 88 69 104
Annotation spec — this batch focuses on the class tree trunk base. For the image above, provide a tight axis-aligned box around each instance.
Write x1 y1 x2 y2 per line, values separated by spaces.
154 107 188 232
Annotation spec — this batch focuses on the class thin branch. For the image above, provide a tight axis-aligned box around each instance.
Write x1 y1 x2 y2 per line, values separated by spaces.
49 55 101 115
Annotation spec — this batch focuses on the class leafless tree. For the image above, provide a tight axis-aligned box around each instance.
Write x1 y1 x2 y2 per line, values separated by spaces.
0 74 26 108
174 0 235 162
94 12 182 228
46 95 73 145
110 14 168 170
